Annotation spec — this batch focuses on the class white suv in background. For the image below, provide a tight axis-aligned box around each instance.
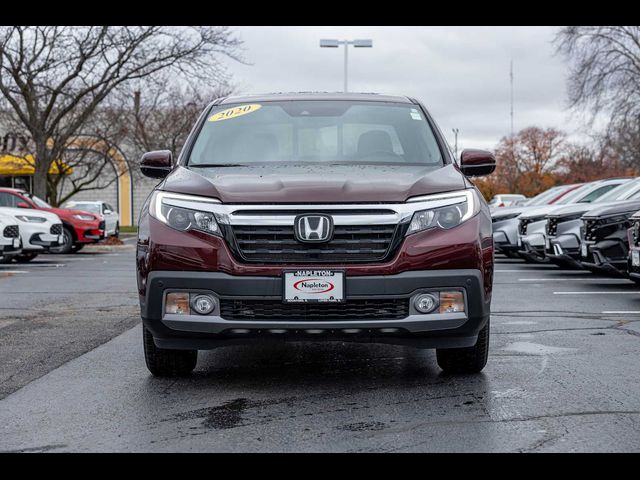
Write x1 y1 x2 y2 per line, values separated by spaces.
0 207 64 263
0 212 21 263
63 201 120 237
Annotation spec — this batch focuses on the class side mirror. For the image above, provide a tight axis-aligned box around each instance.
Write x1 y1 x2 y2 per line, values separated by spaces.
104 209 113 215
17 202 30 209
140 150 173 179
460 149 496 177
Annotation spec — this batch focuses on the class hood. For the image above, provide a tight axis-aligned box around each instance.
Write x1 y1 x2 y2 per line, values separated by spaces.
583 199 640 219
41 207 101 221
160 164 467 203
548 201 619 219
519 204 566 220
0 206 61 223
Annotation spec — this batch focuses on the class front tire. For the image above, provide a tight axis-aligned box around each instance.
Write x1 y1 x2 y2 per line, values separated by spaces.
436 321 490 374
143 327 197 377
113 223 120 238
50 227 74 254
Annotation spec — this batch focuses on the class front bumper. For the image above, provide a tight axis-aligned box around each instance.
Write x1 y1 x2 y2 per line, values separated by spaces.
141 269 490 350
581 240 629 276
546 234 583 268
519 233 546 260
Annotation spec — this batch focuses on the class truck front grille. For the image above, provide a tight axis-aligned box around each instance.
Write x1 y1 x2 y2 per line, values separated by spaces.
219 298 410 321
228 224 400 263
50 224 62 235
3 225 19 238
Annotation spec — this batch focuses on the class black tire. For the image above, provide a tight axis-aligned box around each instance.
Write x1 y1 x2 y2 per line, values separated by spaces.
436 321 490 374
14 253 38 263
72 243 85 252
50 226 74 254
0 255 13 264
503 251 521 259
143 327 197 377
113 223 120 238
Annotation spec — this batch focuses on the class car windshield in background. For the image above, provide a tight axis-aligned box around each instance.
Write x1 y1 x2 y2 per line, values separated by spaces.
67 203 100 213
27 194 51 208
188 101 444 167
597 179 640 202
526 187 567 206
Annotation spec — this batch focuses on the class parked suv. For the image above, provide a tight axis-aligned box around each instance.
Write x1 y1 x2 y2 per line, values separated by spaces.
0 206 63 262
0 188 104 253
137 93 496 377
0 212 21 263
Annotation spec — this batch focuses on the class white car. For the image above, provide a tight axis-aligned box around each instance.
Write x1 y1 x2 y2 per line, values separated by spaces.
0 212 22 263
62 200 119 237
0 207 64 262
488 194 527 209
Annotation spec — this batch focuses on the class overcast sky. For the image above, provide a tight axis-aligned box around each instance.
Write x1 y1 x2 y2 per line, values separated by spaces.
222 26 586 152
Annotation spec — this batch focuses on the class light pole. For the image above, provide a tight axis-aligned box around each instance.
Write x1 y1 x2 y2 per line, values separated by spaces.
452 128 460 159
320 38 373 92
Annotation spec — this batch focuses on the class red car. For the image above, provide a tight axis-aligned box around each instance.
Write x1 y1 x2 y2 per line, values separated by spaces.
137 93 496 377
0 188 104 253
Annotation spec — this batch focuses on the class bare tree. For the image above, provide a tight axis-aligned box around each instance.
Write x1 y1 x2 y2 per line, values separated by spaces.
0 26 242 200
555 26 640 126
122 76 235 161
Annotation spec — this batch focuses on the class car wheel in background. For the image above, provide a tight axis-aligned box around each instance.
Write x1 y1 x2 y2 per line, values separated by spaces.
72 244 85 252
14 253 38 263
0 255 12 264
436 321 490 374
113 223 120 238
143 327 197 377
50 226 75 254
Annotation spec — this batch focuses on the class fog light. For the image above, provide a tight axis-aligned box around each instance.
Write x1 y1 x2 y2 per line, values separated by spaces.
439 291 465 313
165 292 190 315
414 293 439 314
191 294 217 315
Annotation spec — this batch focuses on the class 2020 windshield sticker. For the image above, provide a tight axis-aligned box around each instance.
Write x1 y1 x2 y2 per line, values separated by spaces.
208 104 262 122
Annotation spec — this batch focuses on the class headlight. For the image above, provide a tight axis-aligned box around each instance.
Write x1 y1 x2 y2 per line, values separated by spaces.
72 214 96 221
406 189 479 235
15 215 47 223
150 191 222 236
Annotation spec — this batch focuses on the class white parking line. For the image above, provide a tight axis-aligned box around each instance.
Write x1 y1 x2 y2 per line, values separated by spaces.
602 311 640 314
554 291 639 295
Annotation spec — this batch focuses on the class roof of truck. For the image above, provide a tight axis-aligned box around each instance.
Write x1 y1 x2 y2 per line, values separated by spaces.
217 92 414 105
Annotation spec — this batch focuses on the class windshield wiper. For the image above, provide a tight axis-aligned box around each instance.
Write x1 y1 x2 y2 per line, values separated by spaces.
188 164 249 168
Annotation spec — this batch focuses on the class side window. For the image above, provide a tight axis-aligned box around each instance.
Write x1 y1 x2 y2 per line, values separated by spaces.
0 193 21 207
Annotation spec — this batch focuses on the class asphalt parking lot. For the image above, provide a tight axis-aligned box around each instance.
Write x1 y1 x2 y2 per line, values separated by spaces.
1 249 640 452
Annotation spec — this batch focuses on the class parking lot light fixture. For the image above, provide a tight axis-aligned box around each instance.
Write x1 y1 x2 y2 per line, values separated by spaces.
319 38 373 92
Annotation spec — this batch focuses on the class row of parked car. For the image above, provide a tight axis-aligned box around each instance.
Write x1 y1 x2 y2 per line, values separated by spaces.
0 187 119 263
491 177 640 280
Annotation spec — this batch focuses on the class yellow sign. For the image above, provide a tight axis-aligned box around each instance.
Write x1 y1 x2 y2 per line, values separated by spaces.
208 104 262 122
0 154 73 176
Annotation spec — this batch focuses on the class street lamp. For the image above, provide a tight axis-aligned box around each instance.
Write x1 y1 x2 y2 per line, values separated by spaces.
320 38 373 93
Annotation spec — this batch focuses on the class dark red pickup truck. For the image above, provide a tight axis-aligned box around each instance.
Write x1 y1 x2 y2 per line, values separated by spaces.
136 93 496 377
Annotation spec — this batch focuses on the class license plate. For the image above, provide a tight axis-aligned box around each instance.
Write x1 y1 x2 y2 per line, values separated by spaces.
284 270 344 303
13 238 20 248
633 250 640 267
581 243 588 258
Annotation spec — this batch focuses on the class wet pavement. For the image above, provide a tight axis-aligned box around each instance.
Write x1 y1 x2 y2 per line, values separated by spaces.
1 251 639 452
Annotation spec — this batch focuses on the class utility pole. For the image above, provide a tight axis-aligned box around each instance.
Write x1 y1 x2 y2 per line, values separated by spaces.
452 128 460 159
510 60 514 137
320 39 373 93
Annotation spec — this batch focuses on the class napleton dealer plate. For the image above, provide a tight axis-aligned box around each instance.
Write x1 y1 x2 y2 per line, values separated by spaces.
283 270 345 303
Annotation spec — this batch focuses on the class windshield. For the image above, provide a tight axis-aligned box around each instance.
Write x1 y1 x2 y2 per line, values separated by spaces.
597 179 639 202
526 187 567 206
188 101 444 167
66 202 100 213
555 183 600 205
27 193 51 208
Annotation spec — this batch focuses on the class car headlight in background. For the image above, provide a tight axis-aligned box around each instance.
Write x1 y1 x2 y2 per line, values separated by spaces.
406 189 480 235
150 191 222 236
15 215 47 223
72 214 96 221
